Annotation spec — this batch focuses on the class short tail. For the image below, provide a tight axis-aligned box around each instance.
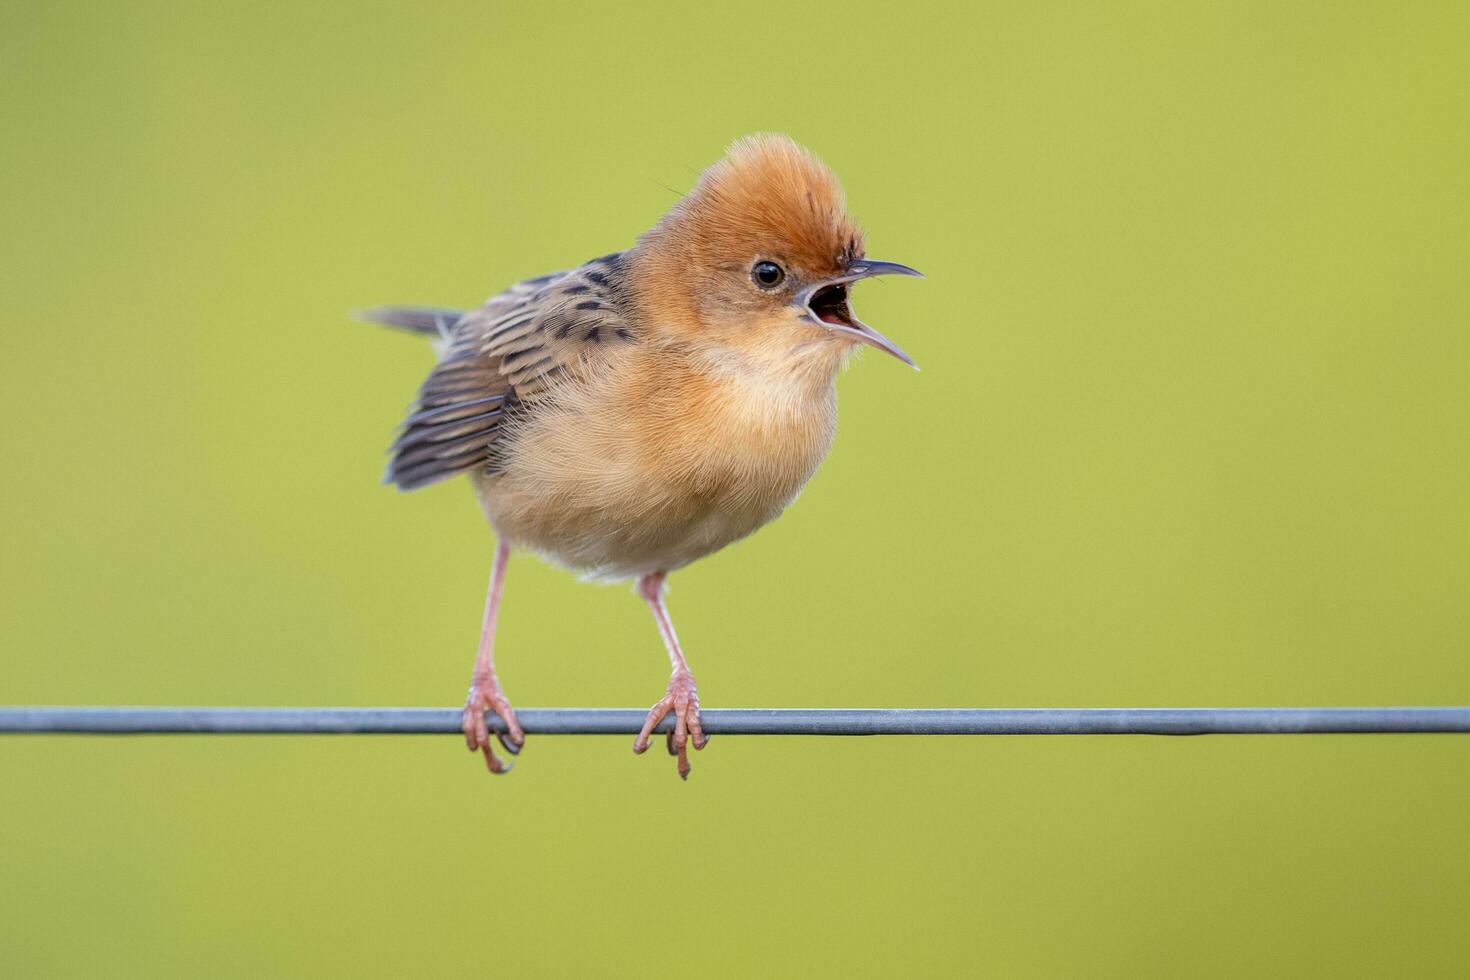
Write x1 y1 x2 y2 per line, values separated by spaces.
352 306 464 342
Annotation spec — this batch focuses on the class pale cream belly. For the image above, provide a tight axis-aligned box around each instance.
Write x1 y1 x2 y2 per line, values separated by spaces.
469 378 837 580
472 465 799 580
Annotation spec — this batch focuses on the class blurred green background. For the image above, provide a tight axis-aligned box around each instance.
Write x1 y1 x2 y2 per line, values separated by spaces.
3 1 1468 976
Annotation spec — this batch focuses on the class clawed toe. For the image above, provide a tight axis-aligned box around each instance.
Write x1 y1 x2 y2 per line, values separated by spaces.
462 682 524 776
633 670 708 780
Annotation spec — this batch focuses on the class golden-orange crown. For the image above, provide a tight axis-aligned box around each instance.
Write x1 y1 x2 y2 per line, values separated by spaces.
641 134 864 279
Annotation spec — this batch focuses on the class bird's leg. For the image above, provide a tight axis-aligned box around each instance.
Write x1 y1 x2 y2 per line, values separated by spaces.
461 541 525 774
632 571 708 779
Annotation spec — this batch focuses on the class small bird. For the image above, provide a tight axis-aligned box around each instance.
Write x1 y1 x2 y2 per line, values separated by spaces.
359 134 921 779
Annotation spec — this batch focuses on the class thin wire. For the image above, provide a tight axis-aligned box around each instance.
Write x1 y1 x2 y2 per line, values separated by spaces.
3 706 1470 736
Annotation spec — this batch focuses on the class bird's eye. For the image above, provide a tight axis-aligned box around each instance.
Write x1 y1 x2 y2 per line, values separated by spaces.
751 261 785 289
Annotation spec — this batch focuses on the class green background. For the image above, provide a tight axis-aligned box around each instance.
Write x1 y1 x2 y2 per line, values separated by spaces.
3 1 1468 976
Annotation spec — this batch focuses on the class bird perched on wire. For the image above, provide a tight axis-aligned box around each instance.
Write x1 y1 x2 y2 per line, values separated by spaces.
358 134 922 779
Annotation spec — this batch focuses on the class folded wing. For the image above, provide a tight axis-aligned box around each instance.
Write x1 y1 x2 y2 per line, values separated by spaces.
381 253 636 491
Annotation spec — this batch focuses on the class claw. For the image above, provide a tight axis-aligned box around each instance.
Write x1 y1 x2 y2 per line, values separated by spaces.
480 743 512 774
632 698 669 755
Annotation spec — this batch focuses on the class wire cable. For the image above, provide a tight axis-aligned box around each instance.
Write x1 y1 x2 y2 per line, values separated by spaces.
3 706 1469 735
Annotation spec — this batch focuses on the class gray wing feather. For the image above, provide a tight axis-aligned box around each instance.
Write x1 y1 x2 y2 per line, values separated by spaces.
378 255 636 491
354 306 463 340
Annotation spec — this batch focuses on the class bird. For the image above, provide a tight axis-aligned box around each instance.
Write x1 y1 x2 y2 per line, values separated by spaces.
357 133 922 779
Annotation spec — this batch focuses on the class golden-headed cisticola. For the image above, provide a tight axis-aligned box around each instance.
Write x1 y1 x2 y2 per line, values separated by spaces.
358 134 922 779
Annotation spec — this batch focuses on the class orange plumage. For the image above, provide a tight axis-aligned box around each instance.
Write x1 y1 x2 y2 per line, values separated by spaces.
359 133 922 778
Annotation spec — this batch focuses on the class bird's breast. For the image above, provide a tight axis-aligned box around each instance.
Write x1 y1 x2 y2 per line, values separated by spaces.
478 350 840 579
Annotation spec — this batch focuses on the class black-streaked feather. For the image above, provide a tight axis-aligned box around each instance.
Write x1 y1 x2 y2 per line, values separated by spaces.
371 254 638 491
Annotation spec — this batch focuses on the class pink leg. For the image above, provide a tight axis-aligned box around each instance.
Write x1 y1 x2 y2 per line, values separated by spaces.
460 541 525 774
632 571 708 780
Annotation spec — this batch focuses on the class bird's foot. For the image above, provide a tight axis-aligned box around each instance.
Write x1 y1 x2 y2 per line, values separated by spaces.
461 672 525 774
633 668 708 780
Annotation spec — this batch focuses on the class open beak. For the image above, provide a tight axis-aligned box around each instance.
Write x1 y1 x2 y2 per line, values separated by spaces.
794 259 924 369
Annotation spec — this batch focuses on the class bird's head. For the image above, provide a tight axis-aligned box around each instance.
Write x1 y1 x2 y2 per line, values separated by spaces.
629 134 922 373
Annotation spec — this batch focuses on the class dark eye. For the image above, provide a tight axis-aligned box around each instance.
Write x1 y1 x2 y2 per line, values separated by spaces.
751 260 785 288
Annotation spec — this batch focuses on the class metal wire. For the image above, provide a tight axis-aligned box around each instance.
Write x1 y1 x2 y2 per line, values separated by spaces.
3 706 1470 736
